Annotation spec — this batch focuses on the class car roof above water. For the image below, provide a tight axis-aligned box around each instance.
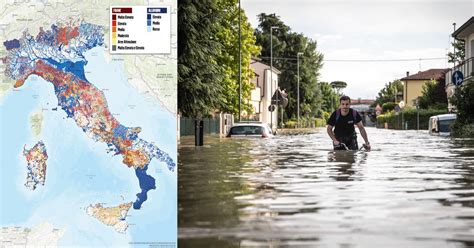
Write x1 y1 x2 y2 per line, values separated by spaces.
233 122 268 127
432 114 456 121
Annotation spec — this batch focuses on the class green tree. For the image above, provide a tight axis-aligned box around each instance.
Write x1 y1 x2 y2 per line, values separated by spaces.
254 13 324 121
178 0 225 118
320 81 339 112
330 81 347 95
374 80 404 107
178 0 261 119
450 80 474 137
447 40 465 64
418 79 448 109
215 0 261 115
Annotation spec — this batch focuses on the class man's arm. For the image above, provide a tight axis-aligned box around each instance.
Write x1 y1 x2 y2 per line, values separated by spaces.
356 122 371 150
326 125 340 145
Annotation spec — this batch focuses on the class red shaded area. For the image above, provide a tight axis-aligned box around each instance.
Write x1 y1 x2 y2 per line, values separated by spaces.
123 149 149 168
56 26 80 46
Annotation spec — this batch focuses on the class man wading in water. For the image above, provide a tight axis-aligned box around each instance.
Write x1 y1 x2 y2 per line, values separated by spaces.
327 96 371 151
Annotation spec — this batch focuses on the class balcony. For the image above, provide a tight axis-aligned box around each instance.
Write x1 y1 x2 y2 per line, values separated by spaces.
446 57 474 86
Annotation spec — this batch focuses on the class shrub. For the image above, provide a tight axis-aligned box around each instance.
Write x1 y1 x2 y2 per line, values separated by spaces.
285 117 327 128
382 102 397 113
450 79 474 137
376 109 448 130
315 118 326 127
285 120 297 129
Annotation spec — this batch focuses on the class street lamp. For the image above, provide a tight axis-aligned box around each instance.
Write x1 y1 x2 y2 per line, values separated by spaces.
452 22 456 67
297 52 303 128
270 26 278 130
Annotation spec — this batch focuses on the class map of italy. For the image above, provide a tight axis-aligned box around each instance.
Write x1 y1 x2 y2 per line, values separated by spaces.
2 21 176 212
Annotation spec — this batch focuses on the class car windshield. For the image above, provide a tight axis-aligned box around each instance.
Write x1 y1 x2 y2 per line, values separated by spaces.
438 119 454 133
230 126 264 135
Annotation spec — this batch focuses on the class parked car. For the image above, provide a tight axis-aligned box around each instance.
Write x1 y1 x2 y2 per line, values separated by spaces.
428 113 456 136
226 122 274 138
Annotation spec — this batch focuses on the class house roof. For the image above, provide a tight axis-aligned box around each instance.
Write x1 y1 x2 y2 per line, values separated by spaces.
452 16 474 40
352 99 375 105
251 58 281 74
400 69 450 81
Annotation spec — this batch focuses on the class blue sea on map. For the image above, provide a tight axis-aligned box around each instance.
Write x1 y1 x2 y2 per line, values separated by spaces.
0 46 177 245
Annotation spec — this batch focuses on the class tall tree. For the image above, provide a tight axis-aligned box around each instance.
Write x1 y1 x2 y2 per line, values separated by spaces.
418 79 448 109
330 81 347 95
215 0 261 115
320 82 339 112
178 0 225 118
374 80 404 106
254 13 324 120
447 40 465 64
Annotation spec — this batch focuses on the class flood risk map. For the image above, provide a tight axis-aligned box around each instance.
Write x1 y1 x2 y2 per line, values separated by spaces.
0 0 177 246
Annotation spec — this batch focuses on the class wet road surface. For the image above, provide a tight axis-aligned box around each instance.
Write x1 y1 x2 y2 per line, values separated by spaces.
178 127 474 247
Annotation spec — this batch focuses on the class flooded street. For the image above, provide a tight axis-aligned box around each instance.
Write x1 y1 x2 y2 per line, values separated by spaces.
178 127 474 247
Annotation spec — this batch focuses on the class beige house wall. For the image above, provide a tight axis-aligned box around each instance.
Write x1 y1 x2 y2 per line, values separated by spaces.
404 80 426 108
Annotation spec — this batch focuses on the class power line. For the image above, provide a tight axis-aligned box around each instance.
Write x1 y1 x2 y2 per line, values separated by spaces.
259 56 447 62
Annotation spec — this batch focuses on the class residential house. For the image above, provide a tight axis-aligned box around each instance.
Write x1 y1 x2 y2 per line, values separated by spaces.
351 99 375 126
400 69 449 108
446 16 474 111
249 58 280 129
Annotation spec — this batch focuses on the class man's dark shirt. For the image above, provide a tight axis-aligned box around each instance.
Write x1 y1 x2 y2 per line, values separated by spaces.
327 108 362 138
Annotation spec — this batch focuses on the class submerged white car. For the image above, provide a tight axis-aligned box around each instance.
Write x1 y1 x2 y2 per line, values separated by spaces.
428 113 456 136
226 122 274 138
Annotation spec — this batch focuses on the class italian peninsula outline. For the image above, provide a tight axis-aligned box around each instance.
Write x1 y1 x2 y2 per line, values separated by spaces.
2 21 176 209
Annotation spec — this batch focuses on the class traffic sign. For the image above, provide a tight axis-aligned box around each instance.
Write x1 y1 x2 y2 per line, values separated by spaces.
398 100 405 109
268 105 276 112
452 70 464 86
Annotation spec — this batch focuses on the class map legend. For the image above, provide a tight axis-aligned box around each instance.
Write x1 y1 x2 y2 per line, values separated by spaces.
110 6 171 54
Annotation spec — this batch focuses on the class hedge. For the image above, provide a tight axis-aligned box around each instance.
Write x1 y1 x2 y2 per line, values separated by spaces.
382 102 397 113
376 109 448 130
284 117 326 128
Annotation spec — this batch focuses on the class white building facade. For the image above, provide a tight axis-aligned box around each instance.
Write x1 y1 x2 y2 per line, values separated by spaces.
446 16 474 111
249 59 280 130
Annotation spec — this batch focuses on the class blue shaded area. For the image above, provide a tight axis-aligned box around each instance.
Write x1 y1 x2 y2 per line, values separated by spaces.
3 39 20 50
112 124 128 140
45 58 87 82
51 24 59 33
128 129 139 141
53 85 79 118
133 165 156 209
78 23 104 51
36 27 56 46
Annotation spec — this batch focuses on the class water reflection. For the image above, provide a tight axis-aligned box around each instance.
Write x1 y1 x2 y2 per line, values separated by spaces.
327 151 367 181
179 128 474 247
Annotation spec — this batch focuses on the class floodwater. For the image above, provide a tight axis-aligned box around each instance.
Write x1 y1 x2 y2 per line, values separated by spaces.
178 127 474 247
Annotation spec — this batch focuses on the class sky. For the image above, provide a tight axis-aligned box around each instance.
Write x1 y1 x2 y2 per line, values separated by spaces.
241 0 474 99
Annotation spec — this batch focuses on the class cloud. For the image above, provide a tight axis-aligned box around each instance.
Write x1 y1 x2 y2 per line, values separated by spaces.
242 0 473 98
320 47 449 98
313 34 343 45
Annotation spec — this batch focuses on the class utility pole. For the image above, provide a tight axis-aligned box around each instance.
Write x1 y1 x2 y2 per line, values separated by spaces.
452 22 456 67
270 26 278 131
297 52 303 128
238 0 242 122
